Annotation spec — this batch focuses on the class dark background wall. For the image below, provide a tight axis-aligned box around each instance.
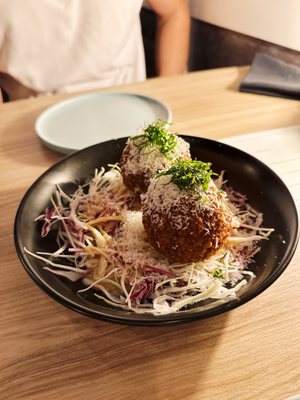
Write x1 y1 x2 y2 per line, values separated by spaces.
140 7 300 78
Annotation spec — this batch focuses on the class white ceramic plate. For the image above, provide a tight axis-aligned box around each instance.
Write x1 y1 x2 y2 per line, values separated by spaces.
35 92 172 154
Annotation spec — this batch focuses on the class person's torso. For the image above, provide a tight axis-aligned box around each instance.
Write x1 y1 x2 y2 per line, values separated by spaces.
0 0 145 99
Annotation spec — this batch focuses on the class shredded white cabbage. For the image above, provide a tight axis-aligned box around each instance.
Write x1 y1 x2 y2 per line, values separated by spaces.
26 165 273 315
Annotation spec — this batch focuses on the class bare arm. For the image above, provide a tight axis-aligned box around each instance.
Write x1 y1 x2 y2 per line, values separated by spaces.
147 0 190 76
0 88 3 103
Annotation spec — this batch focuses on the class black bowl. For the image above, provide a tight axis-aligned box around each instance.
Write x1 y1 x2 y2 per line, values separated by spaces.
14 137 299 325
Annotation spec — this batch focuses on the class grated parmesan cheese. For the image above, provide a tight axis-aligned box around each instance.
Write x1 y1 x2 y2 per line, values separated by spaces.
111 211 170 269
141 175 230 230
121 135 191 189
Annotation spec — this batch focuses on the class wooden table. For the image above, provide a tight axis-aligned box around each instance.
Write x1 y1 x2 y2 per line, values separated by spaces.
1 67 300 400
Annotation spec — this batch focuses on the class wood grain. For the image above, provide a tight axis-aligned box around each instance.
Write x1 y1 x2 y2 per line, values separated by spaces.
1 67 300 400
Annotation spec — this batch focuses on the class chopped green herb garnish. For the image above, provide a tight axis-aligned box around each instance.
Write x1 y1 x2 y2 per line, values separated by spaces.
158 159 217 191
131 120 176 156
213 268 224 279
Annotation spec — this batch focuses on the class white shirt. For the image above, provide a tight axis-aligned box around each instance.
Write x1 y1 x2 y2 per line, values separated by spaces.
0 0 146 100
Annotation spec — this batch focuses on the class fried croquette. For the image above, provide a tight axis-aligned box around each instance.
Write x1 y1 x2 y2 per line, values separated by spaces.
120 121 191 194
142 160 233 263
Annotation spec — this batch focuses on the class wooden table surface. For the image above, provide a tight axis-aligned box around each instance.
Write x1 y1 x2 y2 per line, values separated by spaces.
1 66 300 400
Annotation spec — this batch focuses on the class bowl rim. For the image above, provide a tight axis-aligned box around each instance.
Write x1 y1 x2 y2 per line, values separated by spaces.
14 136 300 325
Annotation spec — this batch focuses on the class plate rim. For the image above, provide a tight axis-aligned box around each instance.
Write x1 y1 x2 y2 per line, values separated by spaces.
35 91 172 154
